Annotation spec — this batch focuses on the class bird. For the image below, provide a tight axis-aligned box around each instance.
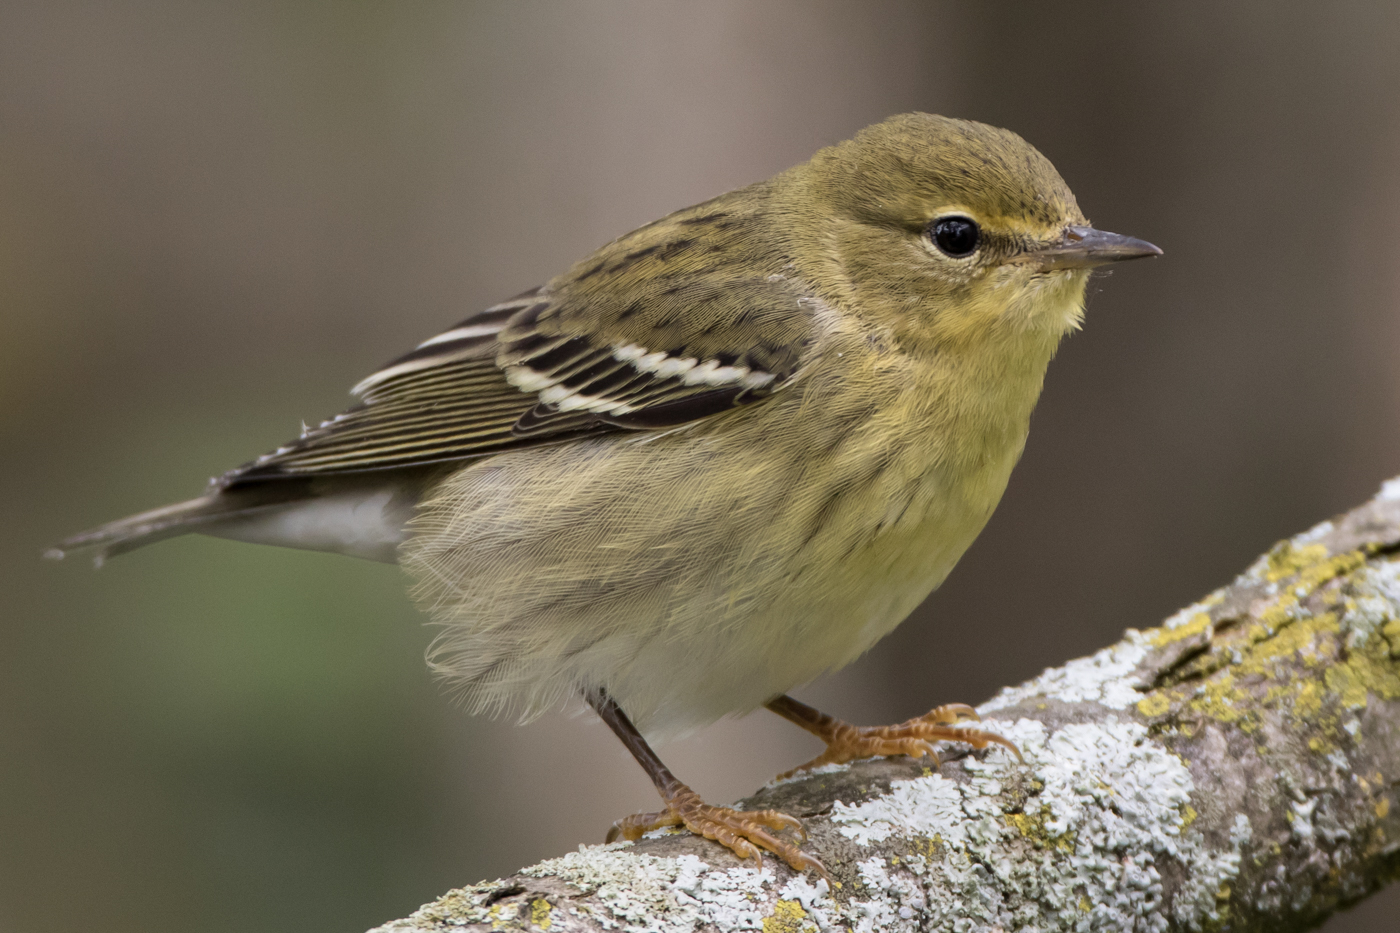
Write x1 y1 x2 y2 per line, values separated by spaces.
50 113 1160 876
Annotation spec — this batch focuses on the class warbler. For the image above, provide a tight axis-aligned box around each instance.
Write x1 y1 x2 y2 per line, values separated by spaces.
51 113 1160 875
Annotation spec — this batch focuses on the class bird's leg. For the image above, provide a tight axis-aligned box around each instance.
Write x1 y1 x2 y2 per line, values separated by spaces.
586 690 827 877
765 694 1021 780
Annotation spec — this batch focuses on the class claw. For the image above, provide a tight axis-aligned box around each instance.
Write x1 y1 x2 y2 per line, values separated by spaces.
788 850 831 882
895 738 939 762
753 809 807 840
958 727 1024 763
925 703 980 724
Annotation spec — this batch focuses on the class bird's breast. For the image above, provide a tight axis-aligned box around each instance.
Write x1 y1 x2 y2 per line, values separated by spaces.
763 344 1048 664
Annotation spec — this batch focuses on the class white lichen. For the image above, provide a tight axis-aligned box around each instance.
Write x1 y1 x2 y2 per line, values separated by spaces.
522 847 686 930
829 717 1248 932
369 845 789 933
1345 557 1400 650
517 848 780 932
667 857 775 930
777 874 836 931
844 856 930 933
1288 798 1317 843
981 633 1150 712
831 765 967 846
1376 475 1400 502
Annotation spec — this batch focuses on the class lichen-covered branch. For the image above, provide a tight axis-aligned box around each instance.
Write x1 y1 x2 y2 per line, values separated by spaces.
372 480 1400 933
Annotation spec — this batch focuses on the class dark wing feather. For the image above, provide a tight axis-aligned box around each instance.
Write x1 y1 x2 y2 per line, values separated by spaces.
221 195 819 488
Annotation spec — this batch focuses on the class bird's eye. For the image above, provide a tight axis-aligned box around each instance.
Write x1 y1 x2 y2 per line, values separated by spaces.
930 216 981 258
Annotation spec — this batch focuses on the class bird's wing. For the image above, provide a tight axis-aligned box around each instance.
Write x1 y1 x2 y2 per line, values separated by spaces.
221 208 819 487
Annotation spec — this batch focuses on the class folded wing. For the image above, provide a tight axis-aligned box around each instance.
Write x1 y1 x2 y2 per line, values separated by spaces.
223 201 820 487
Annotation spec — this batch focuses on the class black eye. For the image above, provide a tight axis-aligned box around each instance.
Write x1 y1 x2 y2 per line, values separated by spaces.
930 216 981 258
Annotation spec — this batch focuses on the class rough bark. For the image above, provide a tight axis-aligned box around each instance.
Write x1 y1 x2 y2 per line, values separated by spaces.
371 479 1400 933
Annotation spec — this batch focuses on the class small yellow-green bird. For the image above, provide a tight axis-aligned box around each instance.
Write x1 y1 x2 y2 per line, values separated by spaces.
52 113 1159 875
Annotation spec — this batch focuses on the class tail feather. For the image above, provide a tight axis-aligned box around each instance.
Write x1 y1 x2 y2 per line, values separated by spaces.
46 484 310 566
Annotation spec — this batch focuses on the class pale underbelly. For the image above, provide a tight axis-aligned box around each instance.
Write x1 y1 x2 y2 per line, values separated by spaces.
615 476 990 738
403 416 1011 740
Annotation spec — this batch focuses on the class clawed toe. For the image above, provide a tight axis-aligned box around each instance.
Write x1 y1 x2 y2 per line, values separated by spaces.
744 807 808 841
607 784 826 878
767 694 1021 779
606 808 682 843
948 725 1024 762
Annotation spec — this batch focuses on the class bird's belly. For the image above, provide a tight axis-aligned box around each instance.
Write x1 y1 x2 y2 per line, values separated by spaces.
626 460 994 737
403 396 1022 740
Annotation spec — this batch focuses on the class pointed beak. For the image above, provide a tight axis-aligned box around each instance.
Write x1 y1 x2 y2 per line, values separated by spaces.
1027 225 1162 271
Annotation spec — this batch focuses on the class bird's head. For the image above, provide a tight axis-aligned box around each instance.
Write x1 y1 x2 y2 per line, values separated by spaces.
785 113 1159 353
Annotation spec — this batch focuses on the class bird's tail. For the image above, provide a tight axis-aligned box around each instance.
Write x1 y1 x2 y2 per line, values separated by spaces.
45 484 308 566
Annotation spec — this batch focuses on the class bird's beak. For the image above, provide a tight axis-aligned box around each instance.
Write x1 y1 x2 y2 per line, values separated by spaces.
1026 225 1162 271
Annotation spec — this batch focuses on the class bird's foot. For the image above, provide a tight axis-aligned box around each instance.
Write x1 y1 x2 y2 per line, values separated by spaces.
775 702 1022 780
606 782 827 878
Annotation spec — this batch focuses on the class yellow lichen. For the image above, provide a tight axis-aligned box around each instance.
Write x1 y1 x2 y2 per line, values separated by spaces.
1158 546 1400 760
1152 612 1212 647
1181 804 1198 828
763 899 808 933
1266 542 1330 582
1137 693 1172 718
1377 798 1391 819
1383 618 1400 658
1006 805 1076 853
1246 612 1338 669
1188 672 1254 728
1325 646 1400 710
1265 542 1364 589
909 836 942 863
1258 602 1293 631
1293 680 1324 719
1249 549 1365 639
529 897 552 931
1304 550 1365 586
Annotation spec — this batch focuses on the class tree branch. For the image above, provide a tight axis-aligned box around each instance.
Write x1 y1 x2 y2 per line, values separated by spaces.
371 479 1400 933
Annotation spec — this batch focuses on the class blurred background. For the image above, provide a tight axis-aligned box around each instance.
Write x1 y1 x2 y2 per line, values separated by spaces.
3 2 1399 931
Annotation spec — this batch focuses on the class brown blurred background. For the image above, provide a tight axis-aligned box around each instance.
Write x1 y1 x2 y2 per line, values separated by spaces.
3 3 1399 931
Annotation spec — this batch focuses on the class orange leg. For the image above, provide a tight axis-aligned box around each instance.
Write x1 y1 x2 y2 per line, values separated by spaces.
588 691 828 878
765 694 1021 780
